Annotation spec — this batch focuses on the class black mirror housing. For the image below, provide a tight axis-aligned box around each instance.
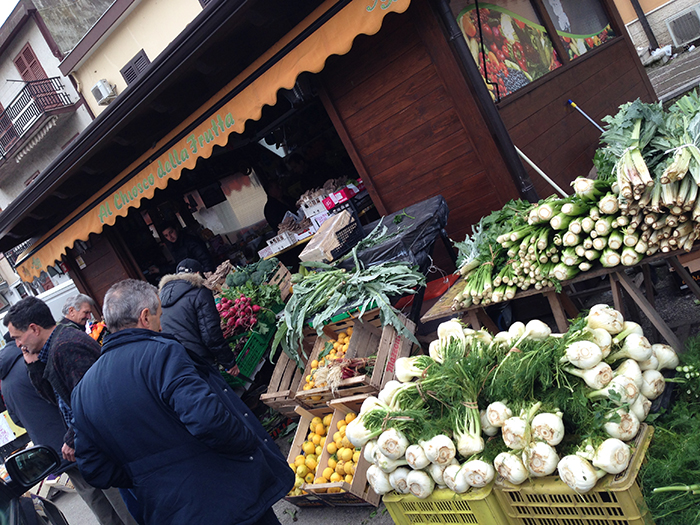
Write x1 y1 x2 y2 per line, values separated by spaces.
5 446 61 489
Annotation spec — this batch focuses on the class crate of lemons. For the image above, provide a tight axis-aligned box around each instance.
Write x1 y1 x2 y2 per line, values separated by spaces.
300 328 353 397
288 410 359 496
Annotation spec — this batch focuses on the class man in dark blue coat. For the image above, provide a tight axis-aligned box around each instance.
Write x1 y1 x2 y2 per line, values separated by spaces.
72 279 293 525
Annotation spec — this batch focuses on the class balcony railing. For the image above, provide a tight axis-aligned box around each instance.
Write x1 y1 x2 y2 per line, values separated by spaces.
0 77 73 158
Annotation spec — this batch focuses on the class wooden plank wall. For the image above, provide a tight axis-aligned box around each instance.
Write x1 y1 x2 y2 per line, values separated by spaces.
498 38 657 199
319 0 521 270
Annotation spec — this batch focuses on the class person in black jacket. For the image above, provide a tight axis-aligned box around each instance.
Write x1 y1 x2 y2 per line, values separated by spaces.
161 223 215 273
159 259 239 375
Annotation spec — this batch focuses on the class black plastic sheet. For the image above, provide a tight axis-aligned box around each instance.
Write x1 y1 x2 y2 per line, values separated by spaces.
338 195 449 273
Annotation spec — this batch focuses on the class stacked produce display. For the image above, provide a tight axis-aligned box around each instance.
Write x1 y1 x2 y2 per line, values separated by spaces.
343 305 679 500
452 94 700 311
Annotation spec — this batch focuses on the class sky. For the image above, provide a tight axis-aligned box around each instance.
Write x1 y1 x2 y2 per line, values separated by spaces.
0 0 20 27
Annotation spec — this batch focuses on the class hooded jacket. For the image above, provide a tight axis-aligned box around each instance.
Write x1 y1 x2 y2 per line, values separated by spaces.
72 329 293 525
159 272 235 369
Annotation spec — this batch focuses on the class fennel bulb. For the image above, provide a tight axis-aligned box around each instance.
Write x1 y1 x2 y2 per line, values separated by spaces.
367 464 393 495
592 438 631 474
523 442 559 477
630 394 651 422
531 412 565 446
652 344 679 370
562 340 603 369
565 362 613 389
486 401 513 428
641 369 665 400
389 467 412 494
607 333 652 363
586 305 624 334
557 455 605 493
494 452 529 485
502 417 528 450
462 459 495 488
588 375 639 406
420 435 456 466
426 458 458 485
406 469 435 499
586 327 612 358
614 359 643 389
377 428 409 460
405 444 430 470
375 450 409 473
604 409 640 441
364 440 378 464
442 464 470 493
480 410 499 437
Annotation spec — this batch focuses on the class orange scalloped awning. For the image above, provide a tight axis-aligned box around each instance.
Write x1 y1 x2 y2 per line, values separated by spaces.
17 0 411 282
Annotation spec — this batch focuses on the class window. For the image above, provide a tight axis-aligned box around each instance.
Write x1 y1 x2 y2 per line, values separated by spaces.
120 50 151 86
453 0 614 99
14 43 47 81
541 0 615 60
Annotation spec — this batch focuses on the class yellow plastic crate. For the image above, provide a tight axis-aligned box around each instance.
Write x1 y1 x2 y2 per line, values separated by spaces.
493 424 655 525
383 483 510 525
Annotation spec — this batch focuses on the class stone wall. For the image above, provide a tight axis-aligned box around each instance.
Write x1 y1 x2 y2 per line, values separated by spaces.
32 0 113 55
625 0 700 49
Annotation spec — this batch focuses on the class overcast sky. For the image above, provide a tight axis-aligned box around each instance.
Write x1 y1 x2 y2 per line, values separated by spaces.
0 0 20 27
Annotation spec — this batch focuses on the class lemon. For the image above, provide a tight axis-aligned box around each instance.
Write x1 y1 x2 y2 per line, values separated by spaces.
320 436 327 446
312 434 321 445
328 456 337 470
340 437 352 449
345 412 357 424
296 465 309 478
311 360 319 369
340 448 353 462
310 395 323 401
294 477 304 488
305 472 315 484
302 441 315 455
289 463 296 471
306 453 317 463
353 450 361 463
333 431 342 443
323 413 333 427
330 472 342 483
342 343 349 352
344 461 355 475
323 467 334 480
315 477 328 484
315 423 326 436
294 455 306 467
328 487 342 493
315 445 322 456
337 420 347 431
305 457 317 471
345 474 353 484
335 460 345 475
326 442 337 455
311 416 322 428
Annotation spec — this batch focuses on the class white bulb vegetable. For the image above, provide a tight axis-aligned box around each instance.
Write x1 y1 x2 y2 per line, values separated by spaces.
378 380 403 407
586 328 612 358
406 469 435 499
366 464 393 495
614 359 643 390
462 459 495 488
377 428 409 460
523 442 559 477
637 351 659 372
557 455 605 493
494 452 529 485
405 444 430 470
531 412 565 446
480 410 499 437
588 375 639 406
389 467 411 494
562 340 603 369
607 333 652 363
652 344 679 371
587 305 624 334
641 369 665 400
420 435 456 466
375 450 409 473
604 409 640 441
629 394 651 422
486 401 512 428
566 362 613 389
502 417 528 450
592 438 631 474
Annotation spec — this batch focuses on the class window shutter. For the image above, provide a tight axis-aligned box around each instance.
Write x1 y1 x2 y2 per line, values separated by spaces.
14 43 47 81
120 50 151 86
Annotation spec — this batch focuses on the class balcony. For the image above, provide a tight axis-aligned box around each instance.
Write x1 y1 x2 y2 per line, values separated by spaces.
0 77 76 162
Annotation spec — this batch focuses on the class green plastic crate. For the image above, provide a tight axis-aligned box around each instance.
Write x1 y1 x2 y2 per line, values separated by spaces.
222 312 276 388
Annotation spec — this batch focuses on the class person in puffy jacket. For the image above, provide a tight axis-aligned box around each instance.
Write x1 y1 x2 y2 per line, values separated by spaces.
159 258 238 375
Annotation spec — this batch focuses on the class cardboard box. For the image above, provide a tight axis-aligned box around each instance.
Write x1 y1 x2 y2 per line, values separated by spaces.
304 394 380 506
311 211 330 231
322 185 360 210
267 231 297 253
258 246 274 259
295 314 415 409
300 194 329 218
669 249 700 291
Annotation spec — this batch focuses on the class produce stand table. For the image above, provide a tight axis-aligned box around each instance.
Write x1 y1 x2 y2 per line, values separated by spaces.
422 246 700 351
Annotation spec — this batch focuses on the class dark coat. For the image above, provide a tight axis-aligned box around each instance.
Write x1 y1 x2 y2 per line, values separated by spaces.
158 272 236 369
72 329 293 525
167 232 215 273
0 341 70 470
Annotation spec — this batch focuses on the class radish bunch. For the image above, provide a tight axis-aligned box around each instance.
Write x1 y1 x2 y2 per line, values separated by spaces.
217 294 261 339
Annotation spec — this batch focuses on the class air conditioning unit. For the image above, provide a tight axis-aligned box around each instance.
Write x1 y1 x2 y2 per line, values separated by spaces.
91 79 117 106
666 6 700 47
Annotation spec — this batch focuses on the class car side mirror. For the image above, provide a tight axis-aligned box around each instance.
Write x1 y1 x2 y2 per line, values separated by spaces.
4 446 60 489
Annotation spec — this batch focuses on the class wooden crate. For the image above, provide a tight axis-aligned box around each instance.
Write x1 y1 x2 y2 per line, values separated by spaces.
295 315 415 409
305 394 381 506
260 351 308 417
266 262 293 301
284 405 334 508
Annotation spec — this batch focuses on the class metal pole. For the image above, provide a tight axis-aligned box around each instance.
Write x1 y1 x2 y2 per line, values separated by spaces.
514 146 569 197
568 100 604 133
